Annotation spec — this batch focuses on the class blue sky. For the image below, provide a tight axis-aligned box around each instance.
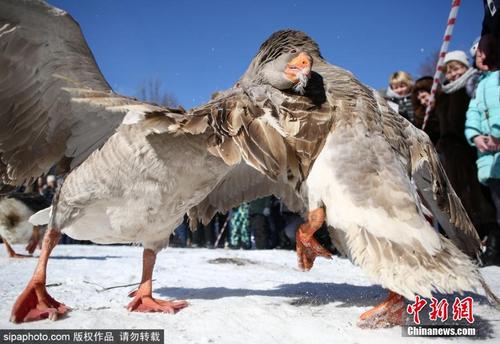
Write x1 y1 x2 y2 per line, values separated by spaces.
50 0 484 107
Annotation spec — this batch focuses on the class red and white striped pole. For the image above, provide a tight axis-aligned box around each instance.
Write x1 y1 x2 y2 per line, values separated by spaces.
422 0 461 130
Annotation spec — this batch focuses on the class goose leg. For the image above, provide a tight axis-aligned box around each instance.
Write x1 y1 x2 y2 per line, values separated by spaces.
2 236 32 258
127 249 188 313
296 207 332 271
25 226 42 254
357 291 405 328
10 228 69 323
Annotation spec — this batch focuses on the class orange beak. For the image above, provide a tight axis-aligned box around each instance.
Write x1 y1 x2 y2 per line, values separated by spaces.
284 52 312 83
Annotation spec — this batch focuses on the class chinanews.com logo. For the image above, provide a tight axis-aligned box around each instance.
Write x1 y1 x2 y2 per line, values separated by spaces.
403 295 478 337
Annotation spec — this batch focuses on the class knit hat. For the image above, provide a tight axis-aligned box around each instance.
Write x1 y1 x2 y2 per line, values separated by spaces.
443 50 469 67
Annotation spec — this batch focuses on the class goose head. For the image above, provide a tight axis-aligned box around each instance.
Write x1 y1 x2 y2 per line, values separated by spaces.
238 30 320 94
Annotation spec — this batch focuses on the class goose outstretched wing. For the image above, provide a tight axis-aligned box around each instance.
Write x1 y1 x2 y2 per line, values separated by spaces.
0 0 169 184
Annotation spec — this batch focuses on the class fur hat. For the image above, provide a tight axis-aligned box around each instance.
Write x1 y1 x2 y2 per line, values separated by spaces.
444 50 469 67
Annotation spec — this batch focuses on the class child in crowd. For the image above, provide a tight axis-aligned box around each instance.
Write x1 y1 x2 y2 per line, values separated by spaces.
384 71 415 121
465 34 500 265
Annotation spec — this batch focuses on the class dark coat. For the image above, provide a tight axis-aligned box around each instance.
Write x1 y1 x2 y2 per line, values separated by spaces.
6 192 51 212
436 88 471 143
482 0 500 58
248 196 272 216
434 87 497 234
385 94 414 122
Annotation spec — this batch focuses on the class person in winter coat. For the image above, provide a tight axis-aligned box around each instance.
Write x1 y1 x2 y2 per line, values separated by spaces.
436 50 498 254
41 175 57 203
248 197 272 249
465 34 500 265
384 71 415 122
411 76 441 145
228 203 251 249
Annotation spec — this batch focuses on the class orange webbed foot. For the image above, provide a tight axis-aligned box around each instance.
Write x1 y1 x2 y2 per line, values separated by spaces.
296 228 332 271
11 281 69 323
127 248 188 314
357 292 405 328
127 294 188 314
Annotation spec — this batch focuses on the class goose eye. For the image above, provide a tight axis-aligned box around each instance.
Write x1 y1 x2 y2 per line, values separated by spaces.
290 49 297 54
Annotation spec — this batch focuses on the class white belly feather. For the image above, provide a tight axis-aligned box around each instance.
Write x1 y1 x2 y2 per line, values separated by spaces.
306 127 442 255
305 127 482 298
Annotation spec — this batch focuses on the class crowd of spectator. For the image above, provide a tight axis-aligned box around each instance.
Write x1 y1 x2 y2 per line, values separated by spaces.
169 196 335 252
381 31 499 265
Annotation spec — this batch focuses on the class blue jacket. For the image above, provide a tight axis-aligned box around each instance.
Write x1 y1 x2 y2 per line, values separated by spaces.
465 71 500 184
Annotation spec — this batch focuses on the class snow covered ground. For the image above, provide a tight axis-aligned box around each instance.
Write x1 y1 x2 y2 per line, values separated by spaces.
0 245 499 343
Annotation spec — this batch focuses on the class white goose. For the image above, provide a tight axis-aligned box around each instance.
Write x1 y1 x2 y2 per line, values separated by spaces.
189 30 500 328
2 1 305 323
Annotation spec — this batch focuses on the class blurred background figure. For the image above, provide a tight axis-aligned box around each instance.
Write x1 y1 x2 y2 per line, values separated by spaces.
34 176 45 195
212 213 229 248
191 219 216 248
411 76 441 144
384 71 415 122
481 0 499 59
229 203 251 250
41 175 57 203
268 196 291 249
170 215 189 248
249 197 272 249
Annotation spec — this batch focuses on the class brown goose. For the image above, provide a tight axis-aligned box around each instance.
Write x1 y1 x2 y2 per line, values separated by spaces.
2 1 304 323
189 30 500 328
